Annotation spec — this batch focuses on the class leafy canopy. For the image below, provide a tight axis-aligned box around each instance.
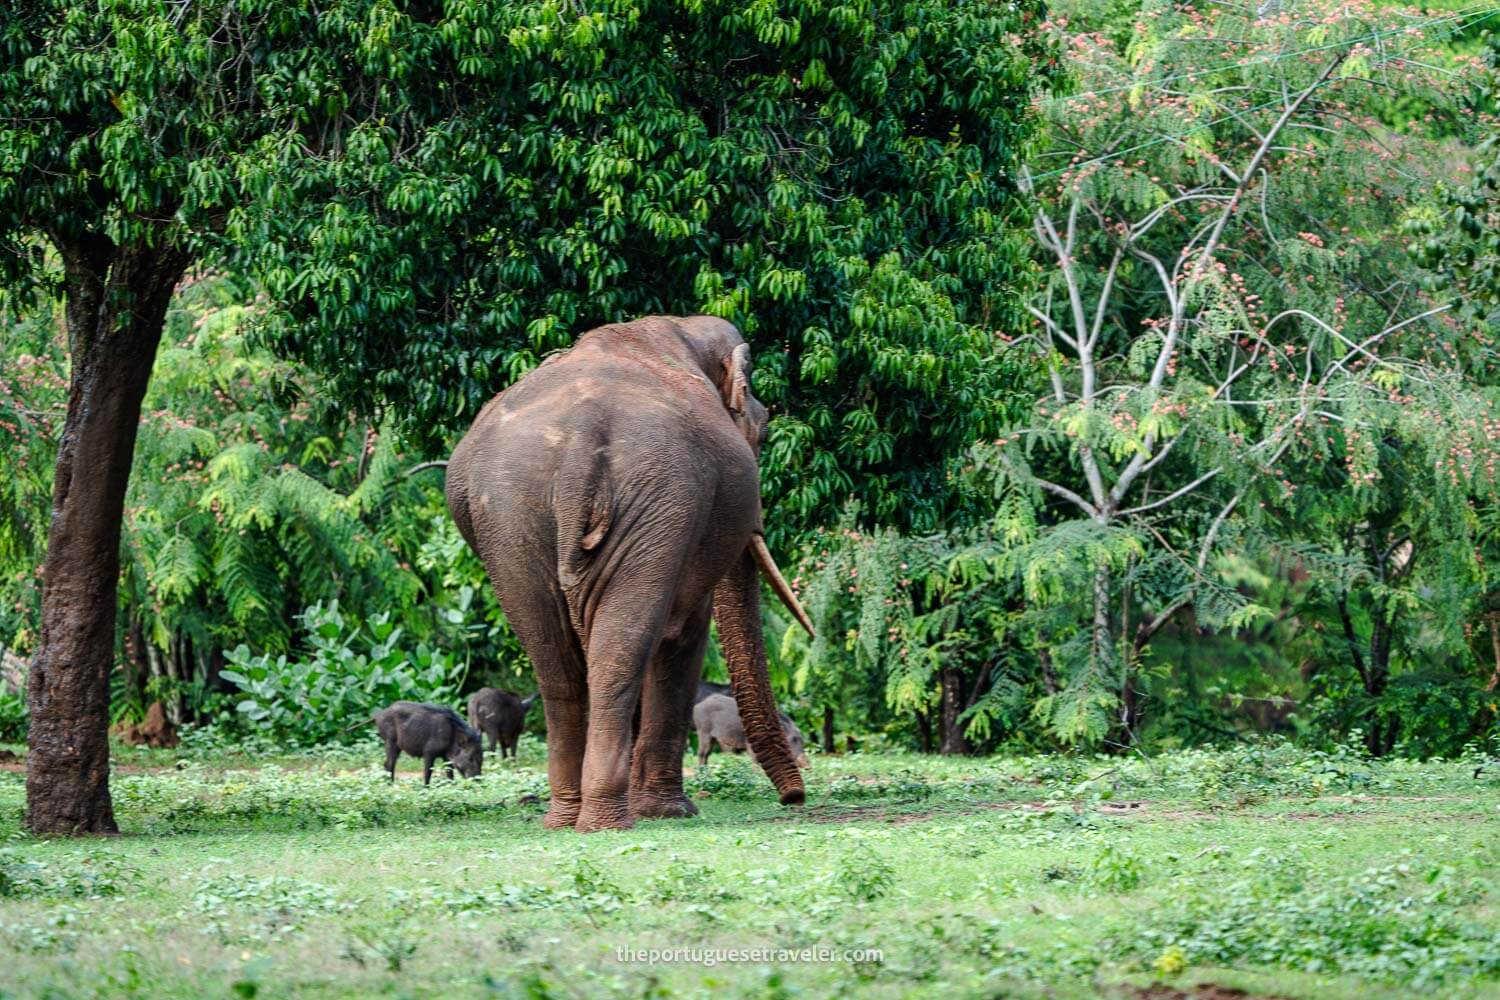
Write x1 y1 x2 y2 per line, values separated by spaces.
230 0 1057 538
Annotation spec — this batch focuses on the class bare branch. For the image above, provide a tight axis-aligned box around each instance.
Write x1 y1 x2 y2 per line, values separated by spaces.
1027 305 1079 351
1118 467 1222 518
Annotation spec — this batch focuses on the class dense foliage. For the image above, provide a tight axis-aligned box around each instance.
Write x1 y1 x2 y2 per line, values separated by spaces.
233 0 1056 537
1 277 525 729
784 0 1500 755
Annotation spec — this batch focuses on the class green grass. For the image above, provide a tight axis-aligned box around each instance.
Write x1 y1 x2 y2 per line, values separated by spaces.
1 739 1498 999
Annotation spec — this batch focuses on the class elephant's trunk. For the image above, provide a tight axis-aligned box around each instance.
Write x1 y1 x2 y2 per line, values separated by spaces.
750 534 815 638
713 548 806 806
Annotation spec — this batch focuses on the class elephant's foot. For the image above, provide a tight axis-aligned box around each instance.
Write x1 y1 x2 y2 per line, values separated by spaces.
630 793 698 820
575 798 634 832
542 799 581 830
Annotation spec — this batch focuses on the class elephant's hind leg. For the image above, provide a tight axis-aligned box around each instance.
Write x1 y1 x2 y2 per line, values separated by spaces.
533 638 588 828
491 575 588 829
630 599 709 820
574 591 679 832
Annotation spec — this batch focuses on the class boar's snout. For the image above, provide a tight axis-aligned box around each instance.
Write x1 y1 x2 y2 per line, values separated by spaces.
454 737 483 778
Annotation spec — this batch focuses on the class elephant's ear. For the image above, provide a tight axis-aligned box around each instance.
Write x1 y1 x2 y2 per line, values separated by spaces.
721 343 751 415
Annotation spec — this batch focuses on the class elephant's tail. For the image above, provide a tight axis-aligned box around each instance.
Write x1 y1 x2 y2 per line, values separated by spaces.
554 425 613 633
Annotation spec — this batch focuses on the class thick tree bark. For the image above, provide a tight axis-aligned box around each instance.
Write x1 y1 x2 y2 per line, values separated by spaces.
1487 611 1500 693
26 236 188 835
938 666 970 755
821 705 835 754
915 707 932 753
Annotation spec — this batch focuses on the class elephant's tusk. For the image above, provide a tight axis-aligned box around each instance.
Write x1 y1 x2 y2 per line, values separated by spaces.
749 534 815 638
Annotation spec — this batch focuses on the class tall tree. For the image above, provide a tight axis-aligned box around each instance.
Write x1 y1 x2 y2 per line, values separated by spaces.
237 0 1056 541
985 0 1491 745
1412 30 1500 702
0 0 446 833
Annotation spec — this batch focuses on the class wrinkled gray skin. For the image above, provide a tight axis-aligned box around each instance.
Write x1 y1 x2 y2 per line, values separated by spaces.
374 701 483 784
446 315 812 832
693 694 810 769
467 688 538 758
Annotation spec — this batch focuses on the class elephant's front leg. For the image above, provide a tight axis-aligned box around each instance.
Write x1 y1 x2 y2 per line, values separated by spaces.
630 601 709 820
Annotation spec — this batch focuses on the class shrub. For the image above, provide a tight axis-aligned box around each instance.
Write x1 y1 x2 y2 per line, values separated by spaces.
220 602 467 747
0 689 26 742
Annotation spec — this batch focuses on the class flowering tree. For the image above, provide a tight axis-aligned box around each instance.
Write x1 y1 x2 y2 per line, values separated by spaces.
1412 31 1500 704
983 0 1499 746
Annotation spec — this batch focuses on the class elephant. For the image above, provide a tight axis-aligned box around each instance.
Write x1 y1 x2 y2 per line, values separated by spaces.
445 315 814 832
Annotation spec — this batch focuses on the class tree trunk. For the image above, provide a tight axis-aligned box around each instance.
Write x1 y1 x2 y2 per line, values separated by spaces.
1119 569 1140 738
122 614 148 721
915 707 932 753
144 634 162 692
938 666 970 754
821 705 835 754
1092 562 1111 672
26 236 187 836
1487 611 1500 693
1121 677 1141 740
163 631 183 725
199 645 225 725
1364 601 1393 756
1039 646 1058 694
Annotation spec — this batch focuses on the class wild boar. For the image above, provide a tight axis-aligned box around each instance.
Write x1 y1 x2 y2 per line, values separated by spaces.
693 693 810 769
694 679 731 704
467 688 538 758
374 701 482 784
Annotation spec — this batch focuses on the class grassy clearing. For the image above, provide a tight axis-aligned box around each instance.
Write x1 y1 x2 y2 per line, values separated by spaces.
0 740 1497 999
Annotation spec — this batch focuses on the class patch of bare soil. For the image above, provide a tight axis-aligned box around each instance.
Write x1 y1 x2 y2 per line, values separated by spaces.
1133 983 1293 1000
1 761 168 779
768 798 1169 826
766 803 917 824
